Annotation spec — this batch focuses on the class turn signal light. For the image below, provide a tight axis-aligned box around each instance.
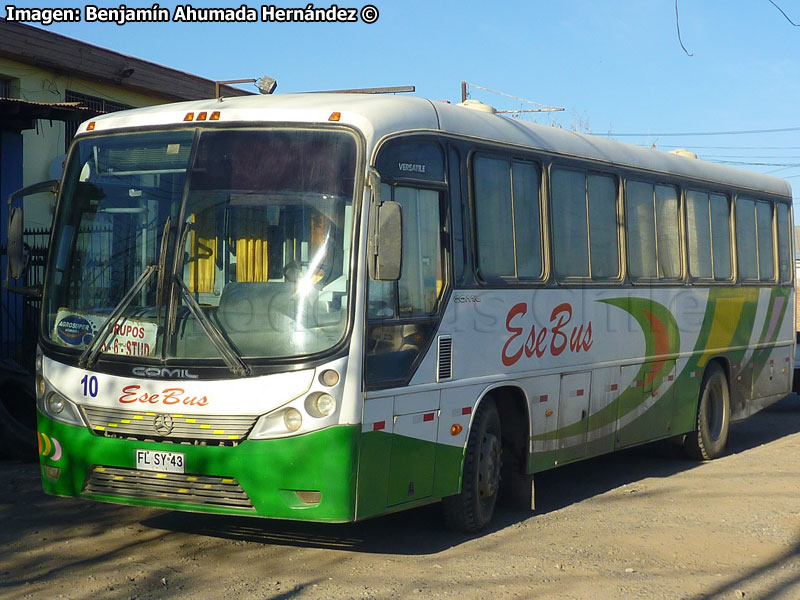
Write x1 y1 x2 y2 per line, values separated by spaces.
450 424 463 436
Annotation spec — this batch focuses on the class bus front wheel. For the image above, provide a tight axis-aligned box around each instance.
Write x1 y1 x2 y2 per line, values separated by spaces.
684 363 730 460
442 398 502 532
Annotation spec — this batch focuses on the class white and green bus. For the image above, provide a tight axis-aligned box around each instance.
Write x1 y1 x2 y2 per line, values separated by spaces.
11 94 794 532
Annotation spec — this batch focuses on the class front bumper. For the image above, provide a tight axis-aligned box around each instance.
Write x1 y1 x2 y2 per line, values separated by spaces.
37 410 360 522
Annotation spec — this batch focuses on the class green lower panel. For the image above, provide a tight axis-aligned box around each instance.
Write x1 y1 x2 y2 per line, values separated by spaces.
355 431 464 520
37 411 359 522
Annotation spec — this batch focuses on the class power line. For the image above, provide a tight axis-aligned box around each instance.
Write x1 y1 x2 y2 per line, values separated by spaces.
713 160 800 167
769 0 800 26
675 0 693 56
654 145 800 150
607 126 800 137
765 165 800 174
698 155 800 160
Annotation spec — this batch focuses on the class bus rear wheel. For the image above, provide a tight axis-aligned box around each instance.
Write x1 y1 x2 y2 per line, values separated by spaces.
684 363 730 460
442 398 502 533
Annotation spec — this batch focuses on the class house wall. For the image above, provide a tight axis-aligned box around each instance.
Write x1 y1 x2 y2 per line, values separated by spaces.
0 56 173 229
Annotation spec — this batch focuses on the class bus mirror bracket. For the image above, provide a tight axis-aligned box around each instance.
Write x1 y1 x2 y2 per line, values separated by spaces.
367 169 402 281
5 179 58 297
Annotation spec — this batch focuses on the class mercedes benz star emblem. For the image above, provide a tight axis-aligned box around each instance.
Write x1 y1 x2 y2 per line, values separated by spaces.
153 414 175 436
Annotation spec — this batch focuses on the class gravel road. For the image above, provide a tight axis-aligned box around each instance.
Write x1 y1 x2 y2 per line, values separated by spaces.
2 394 799 600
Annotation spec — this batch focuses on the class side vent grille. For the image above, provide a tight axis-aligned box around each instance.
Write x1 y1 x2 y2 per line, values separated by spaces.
437 336 453 382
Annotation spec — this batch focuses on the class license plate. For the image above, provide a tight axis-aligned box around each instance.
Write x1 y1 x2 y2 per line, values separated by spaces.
135 449 185 474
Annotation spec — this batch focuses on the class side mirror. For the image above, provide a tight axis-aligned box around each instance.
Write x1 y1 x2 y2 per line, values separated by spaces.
7 205 27 280
371 201 403 281
5 179 58 297
367 169 402 281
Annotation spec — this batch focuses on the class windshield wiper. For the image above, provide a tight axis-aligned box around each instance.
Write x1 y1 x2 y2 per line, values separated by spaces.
155 215 171 332
78 264 159 369
173 274 250 377
79 218 173 370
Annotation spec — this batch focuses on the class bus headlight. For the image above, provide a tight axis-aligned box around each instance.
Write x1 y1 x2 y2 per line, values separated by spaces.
39 392 85 427
47 393 65 414
306 392 336 417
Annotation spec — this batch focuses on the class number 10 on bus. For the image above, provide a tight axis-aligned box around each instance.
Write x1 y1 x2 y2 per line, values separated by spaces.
80 375 98 397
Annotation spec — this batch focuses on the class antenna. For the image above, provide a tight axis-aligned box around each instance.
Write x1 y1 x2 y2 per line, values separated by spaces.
307 85 415 94
460 81 564 113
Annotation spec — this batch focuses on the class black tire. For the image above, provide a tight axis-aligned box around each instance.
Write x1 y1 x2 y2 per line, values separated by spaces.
442 399 502 532
0 379 38 461
684 363 730 461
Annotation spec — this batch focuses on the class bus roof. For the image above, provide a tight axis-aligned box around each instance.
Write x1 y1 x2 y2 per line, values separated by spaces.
80 93 792 199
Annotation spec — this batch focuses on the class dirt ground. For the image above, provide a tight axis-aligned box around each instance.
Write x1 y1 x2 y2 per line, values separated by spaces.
1 395 799 600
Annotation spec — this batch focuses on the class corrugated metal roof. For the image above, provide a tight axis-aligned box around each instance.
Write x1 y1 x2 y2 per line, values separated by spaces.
0 97 99 132
0 98 96 111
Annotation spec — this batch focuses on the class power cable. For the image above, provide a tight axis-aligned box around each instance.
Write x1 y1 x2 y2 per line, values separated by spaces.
609 126 800 137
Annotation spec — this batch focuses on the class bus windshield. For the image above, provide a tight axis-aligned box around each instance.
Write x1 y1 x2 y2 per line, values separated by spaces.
43 127 358 365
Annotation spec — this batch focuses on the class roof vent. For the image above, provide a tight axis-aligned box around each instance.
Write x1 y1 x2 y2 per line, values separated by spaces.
669 148 697 159
456 99 497 114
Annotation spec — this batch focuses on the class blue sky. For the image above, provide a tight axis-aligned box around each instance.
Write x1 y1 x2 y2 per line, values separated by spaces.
7 1 800 205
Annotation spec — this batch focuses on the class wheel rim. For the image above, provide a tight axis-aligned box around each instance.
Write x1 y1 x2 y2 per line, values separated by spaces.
478 432 501 499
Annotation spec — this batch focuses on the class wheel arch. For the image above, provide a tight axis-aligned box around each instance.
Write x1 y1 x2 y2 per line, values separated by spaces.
472 383 531 471
696 356 732 410
470 382 531 486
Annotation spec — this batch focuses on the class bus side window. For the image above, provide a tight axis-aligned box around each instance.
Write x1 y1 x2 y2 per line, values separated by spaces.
737 197 775 282
551 167 619 280
473 156 543 282
687 190 731 281
756 200 775 281
736 197 758 280
449 147 466 284
626 180 680 280
777 203 792 283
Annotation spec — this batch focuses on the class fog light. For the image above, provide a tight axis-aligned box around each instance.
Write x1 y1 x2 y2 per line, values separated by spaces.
284 408 302 432
47 393 65 414
313 393 336 416
43 465 61 481
295 490 321 505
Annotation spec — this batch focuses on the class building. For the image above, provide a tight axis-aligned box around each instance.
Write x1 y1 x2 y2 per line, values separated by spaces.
0 18 251 230
0 19 252 457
